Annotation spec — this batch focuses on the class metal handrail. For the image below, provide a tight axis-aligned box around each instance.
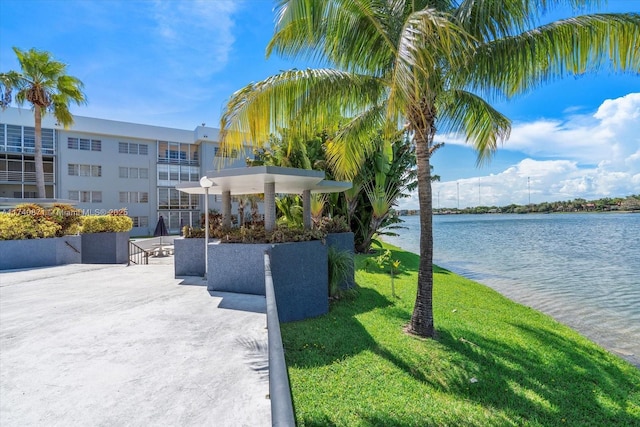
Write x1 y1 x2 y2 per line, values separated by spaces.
128 240 149 266
264 252 296 426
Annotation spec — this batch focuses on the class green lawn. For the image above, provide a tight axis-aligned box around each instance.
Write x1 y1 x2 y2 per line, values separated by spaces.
280 244 640 426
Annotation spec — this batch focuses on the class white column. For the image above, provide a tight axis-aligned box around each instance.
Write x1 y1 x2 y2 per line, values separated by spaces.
204 188 209 279
303 189 311 230
264 182 276 231
222 190 232 228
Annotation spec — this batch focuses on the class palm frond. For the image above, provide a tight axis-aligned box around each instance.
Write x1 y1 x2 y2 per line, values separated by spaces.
325 103 387 180
436 89 511 164
388 7 474 123
268 0 400 75
219 68 384 156
467 13 640 98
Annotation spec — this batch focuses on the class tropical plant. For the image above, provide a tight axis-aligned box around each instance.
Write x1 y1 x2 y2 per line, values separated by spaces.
327 246 354 298
276 194 304 227
219 0 639 338
374 249 402 298
1 47 86 198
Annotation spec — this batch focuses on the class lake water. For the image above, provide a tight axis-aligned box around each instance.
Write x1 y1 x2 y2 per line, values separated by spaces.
383 213 640 368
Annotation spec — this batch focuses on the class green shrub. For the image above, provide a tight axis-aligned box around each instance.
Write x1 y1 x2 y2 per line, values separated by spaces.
327 246 353 297
317 215 350 234
0 212 61 240
48 203 83 236
183 226 205 238
81 215 133 233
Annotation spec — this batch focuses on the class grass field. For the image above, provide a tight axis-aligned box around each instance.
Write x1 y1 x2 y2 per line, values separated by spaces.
280 244 640 426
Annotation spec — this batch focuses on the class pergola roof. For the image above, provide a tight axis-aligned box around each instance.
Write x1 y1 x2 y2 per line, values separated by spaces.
176 166 351 195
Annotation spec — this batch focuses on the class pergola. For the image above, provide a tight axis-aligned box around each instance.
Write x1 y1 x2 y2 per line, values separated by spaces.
175 166 352 231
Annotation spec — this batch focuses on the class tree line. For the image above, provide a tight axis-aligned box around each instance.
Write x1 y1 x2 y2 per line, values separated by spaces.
427 195 640 215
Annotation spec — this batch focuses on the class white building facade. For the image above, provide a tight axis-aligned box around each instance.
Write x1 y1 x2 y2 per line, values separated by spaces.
0 107 248 236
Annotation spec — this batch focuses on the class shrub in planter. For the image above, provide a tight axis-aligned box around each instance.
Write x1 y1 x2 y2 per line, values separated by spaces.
0 212 60 240
48 203 83 236
183 226 205 238
81 214 132 264
317 215 350 234
210 223 325 243
81 214 133 233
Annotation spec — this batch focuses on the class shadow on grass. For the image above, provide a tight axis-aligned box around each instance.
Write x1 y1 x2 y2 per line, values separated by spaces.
282 286 392 369
435 322 640 425
282 286 434 387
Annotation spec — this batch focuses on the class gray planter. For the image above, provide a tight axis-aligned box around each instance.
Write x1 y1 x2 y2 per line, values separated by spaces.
269 240 329 322
208 240 329 322
174 238 205 277
326 232 355 289
207 243 272 295
81 232 129 264
0 235 82 270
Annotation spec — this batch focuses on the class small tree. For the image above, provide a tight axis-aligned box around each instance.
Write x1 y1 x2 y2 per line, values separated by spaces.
375 249 402 299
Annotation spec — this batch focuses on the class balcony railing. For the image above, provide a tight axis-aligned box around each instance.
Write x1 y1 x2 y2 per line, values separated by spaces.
157 158 199 166
0 146 56 155
0 171 55 183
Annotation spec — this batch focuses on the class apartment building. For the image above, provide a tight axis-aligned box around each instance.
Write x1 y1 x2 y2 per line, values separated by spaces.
0 107 247 236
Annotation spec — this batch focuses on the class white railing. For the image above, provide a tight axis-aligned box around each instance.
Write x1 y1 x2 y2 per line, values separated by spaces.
0 171 55 182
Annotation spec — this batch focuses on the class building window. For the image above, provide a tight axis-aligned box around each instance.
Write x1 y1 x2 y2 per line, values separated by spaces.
1 125 55 154
68 137 101 151
119 166 148 179
131 216 149 228
119 142 148 155
119 191 149 204
157 188 199 210
214 147 239 158
68 163 101 177
157 141 198 165
68 190 102 203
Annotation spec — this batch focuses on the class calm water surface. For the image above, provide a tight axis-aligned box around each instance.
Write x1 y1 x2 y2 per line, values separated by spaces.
383 213 640 367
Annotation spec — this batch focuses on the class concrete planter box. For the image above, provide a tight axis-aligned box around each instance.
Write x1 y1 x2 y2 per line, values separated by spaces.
208 240 329 322
81 232 129 264
326 232 355 289
0 235 82 270
174 238 205 277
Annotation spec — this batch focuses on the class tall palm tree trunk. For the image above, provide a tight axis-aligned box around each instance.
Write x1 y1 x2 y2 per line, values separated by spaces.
33 104 46 198
409 134 435 337
409 99 437 337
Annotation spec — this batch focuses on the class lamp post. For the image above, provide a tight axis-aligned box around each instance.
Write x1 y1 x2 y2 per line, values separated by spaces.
200 176 214 279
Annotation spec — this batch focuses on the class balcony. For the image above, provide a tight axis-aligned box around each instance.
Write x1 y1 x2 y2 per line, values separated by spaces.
0 171 55 183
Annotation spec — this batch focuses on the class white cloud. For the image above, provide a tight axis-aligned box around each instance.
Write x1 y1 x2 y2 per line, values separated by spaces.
151 0 239 78
399 93 640 209
442 93 640 165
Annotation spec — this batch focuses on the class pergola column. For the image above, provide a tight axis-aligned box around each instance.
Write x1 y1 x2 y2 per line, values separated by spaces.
303 189 311 230
264 181 276 231
222 190 232 228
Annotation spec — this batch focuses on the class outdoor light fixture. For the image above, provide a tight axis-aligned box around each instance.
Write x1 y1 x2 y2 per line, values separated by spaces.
200 176 214 279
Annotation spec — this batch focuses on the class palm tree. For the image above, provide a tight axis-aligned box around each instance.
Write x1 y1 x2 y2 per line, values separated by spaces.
219 1 639 338
1 47 86 198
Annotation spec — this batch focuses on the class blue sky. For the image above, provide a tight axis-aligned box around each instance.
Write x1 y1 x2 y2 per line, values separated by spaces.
1 0 639 209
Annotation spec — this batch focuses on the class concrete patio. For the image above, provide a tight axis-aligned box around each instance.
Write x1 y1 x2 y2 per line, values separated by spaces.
0 256 270 426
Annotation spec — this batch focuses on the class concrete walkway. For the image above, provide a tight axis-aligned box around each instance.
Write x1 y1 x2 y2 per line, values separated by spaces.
0 259 270 426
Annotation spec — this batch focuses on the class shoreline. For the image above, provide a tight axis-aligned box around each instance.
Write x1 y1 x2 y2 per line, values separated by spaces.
383 242 639 369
